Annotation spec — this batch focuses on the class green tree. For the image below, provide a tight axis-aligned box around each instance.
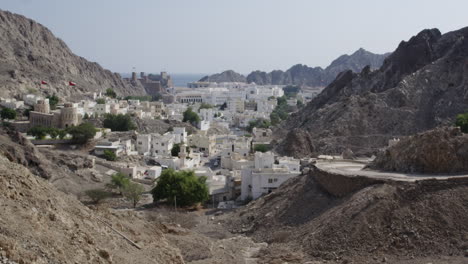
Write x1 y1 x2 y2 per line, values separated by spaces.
66 123 97 144
199 103 213 110
151 169 209 207
28 126 49 140
47 94 59 110
103 114 136 131
105 88 117 98
58 129 67 139
171 143 190 157
254 144 270 153
455 113 468 133
269 96 291 126
182 107 200 125
108 172 130 194
83 113 90 119
85 189 111 204
48 128 59 139
283 85 301 98
247 118 271 132
96 98 106 104
297 100 304 108
122 182 145 208
220 102 227 110
1 108 16 120
103 150 117 161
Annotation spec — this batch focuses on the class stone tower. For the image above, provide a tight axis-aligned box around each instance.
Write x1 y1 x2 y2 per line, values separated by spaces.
34 99 50 114
60 103 79 128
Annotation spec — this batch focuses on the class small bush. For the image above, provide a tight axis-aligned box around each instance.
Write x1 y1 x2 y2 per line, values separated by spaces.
103 150 117 161
85 189 111 204
1 108 16 120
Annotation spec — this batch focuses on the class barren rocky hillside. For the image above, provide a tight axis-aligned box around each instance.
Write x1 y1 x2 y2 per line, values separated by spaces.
368 126 468 173
0 153 185 263
0 10 146 99
275 26 468 157
224 166 468 263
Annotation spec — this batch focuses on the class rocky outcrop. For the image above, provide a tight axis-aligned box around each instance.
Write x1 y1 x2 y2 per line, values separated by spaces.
0 10 146 99
368 127 468 173
199 70 247 83
276 27 468 157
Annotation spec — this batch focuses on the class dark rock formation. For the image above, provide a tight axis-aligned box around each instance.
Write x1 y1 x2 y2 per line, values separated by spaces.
368 127 468 174
200 48 388 87
0 10 146 98
199 70 247 83
275 27 468 157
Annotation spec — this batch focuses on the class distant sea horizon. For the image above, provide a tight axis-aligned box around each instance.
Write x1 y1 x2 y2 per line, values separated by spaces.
120 73 207 87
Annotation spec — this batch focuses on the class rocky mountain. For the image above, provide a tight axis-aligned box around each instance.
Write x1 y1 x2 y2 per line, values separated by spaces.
199 48 388 87
199 70 247 83
275 27 468 157
0 10 145 99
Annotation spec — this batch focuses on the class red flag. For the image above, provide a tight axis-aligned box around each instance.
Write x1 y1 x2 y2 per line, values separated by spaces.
69 81 76 86
41 80 48 85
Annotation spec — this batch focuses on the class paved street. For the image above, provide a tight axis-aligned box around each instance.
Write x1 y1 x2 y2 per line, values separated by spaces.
315 160 468 182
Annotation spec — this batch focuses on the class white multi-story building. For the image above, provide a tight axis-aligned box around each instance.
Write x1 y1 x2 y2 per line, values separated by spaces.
136 134 152 155
172 127 187 144
94 104 110 116
151 133 174 157
1 98 24 109
199 108 214 121
241 151 300 200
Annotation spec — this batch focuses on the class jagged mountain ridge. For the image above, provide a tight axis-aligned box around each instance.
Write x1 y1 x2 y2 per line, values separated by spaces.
0 10 145 99
198 48 389 86
199 70 247 83
275 27 468 157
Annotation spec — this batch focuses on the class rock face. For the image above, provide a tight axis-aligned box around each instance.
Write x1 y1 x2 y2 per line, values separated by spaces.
276 27 468 157
199 70 247 83
0 10 146 98
368 127 468 174
199 48 388 87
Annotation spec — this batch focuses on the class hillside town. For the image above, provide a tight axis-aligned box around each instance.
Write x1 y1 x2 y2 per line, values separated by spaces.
0 72 311 204
2 2 468 264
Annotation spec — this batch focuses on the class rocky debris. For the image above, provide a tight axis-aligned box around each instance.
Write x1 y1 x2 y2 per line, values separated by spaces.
201 48 388 87
368 126 468 173
199 70 247 83
133 118 197 134
275 27 468 157
224 167 468 262
0 128 109 196
0 154 184 264
0 10 146 99
0 256 17 264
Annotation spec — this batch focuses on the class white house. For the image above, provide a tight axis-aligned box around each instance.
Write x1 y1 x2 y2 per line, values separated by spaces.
241 152 301 200
94 104 110 116
172 127 187 144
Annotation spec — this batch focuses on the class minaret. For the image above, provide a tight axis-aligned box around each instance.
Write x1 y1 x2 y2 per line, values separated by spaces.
178 142 187 168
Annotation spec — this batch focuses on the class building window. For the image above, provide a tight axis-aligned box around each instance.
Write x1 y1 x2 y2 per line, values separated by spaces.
268 178 273 183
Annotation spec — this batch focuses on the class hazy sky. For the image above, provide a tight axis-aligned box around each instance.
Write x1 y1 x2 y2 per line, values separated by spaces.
1 0 467 74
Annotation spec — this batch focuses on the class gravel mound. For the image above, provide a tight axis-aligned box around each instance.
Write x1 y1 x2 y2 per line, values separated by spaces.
225 167 468 262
